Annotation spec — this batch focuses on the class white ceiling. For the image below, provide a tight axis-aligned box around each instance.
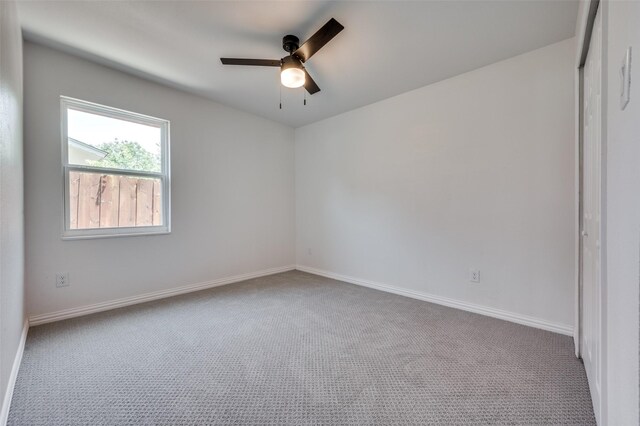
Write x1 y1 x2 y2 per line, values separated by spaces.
18 1 578 128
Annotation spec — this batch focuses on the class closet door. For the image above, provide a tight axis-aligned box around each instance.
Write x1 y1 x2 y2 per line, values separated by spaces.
581 3 603 423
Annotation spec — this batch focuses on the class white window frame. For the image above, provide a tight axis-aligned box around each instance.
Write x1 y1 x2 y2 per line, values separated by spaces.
61 96 171 240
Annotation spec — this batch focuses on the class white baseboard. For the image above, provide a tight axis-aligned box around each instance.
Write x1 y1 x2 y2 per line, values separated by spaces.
296 265 573 336
0 320 29 426
29 265 296 326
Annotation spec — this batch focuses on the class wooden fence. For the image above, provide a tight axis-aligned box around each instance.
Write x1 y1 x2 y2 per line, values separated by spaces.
69 171 162 229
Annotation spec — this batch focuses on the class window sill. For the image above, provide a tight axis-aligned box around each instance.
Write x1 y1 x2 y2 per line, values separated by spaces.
62 227 171 241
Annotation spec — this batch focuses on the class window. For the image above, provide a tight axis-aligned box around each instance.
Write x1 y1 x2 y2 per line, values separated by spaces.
61 97 170 239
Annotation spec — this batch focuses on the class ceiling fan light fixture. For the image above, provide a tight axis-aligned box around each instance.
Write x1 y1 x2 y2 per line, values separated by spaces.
221 18 343 96
281 68 305 88
280 56 305 88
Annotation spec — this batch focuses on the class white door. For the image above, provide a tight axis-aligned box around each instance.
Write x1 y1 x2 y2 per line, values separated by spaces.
581 4 602 423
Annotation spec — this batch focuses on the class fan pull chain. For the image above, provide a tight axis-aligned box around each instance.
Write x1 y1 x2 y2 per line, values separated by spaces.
304 90 307 106
279 84 282 110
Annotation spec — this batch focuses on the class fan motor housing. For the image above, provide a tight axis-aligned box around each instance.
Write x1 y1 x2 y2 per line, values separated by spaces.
281 55 303 71
282 35 300 53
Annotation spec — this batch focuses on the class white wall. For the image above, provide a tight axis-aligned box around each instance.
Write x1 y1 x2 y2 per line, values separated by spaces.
296 38 576 331
24 42 295 318
603 0 640 424
0 0 25 417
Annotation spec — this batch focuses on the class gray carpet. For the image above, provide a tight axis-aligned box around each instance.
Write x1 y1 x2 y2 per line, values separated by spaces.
8 271 595 425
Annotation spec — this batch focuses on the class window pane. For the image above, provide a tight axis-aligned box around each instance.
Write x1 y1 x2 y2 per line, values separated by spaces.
69 171 162 230
67 108 162 172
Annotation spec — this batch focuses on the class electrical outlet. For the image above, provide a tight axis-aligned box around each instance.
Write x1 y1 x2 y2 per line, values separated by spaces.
55 272 69 288
469 269 480 283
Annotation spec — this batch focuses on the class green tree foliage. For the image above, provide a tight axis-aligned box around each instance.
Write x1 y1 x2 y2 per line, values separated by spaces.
89 139 160 172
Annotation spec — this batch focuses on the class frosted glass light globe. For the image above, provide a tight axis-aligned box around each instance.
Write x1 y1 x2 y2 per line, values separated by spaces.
281 67 305 88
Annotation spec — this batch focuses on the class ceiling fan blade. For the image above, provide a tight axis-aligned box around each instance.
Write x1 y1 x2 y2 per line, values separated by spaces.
304 69 320 95
220 58 281 67
294 18 344 62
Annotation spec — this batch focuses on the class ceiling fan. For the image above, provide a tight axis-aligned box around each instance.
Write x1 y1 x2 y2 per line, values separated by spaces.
221 18 344 95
